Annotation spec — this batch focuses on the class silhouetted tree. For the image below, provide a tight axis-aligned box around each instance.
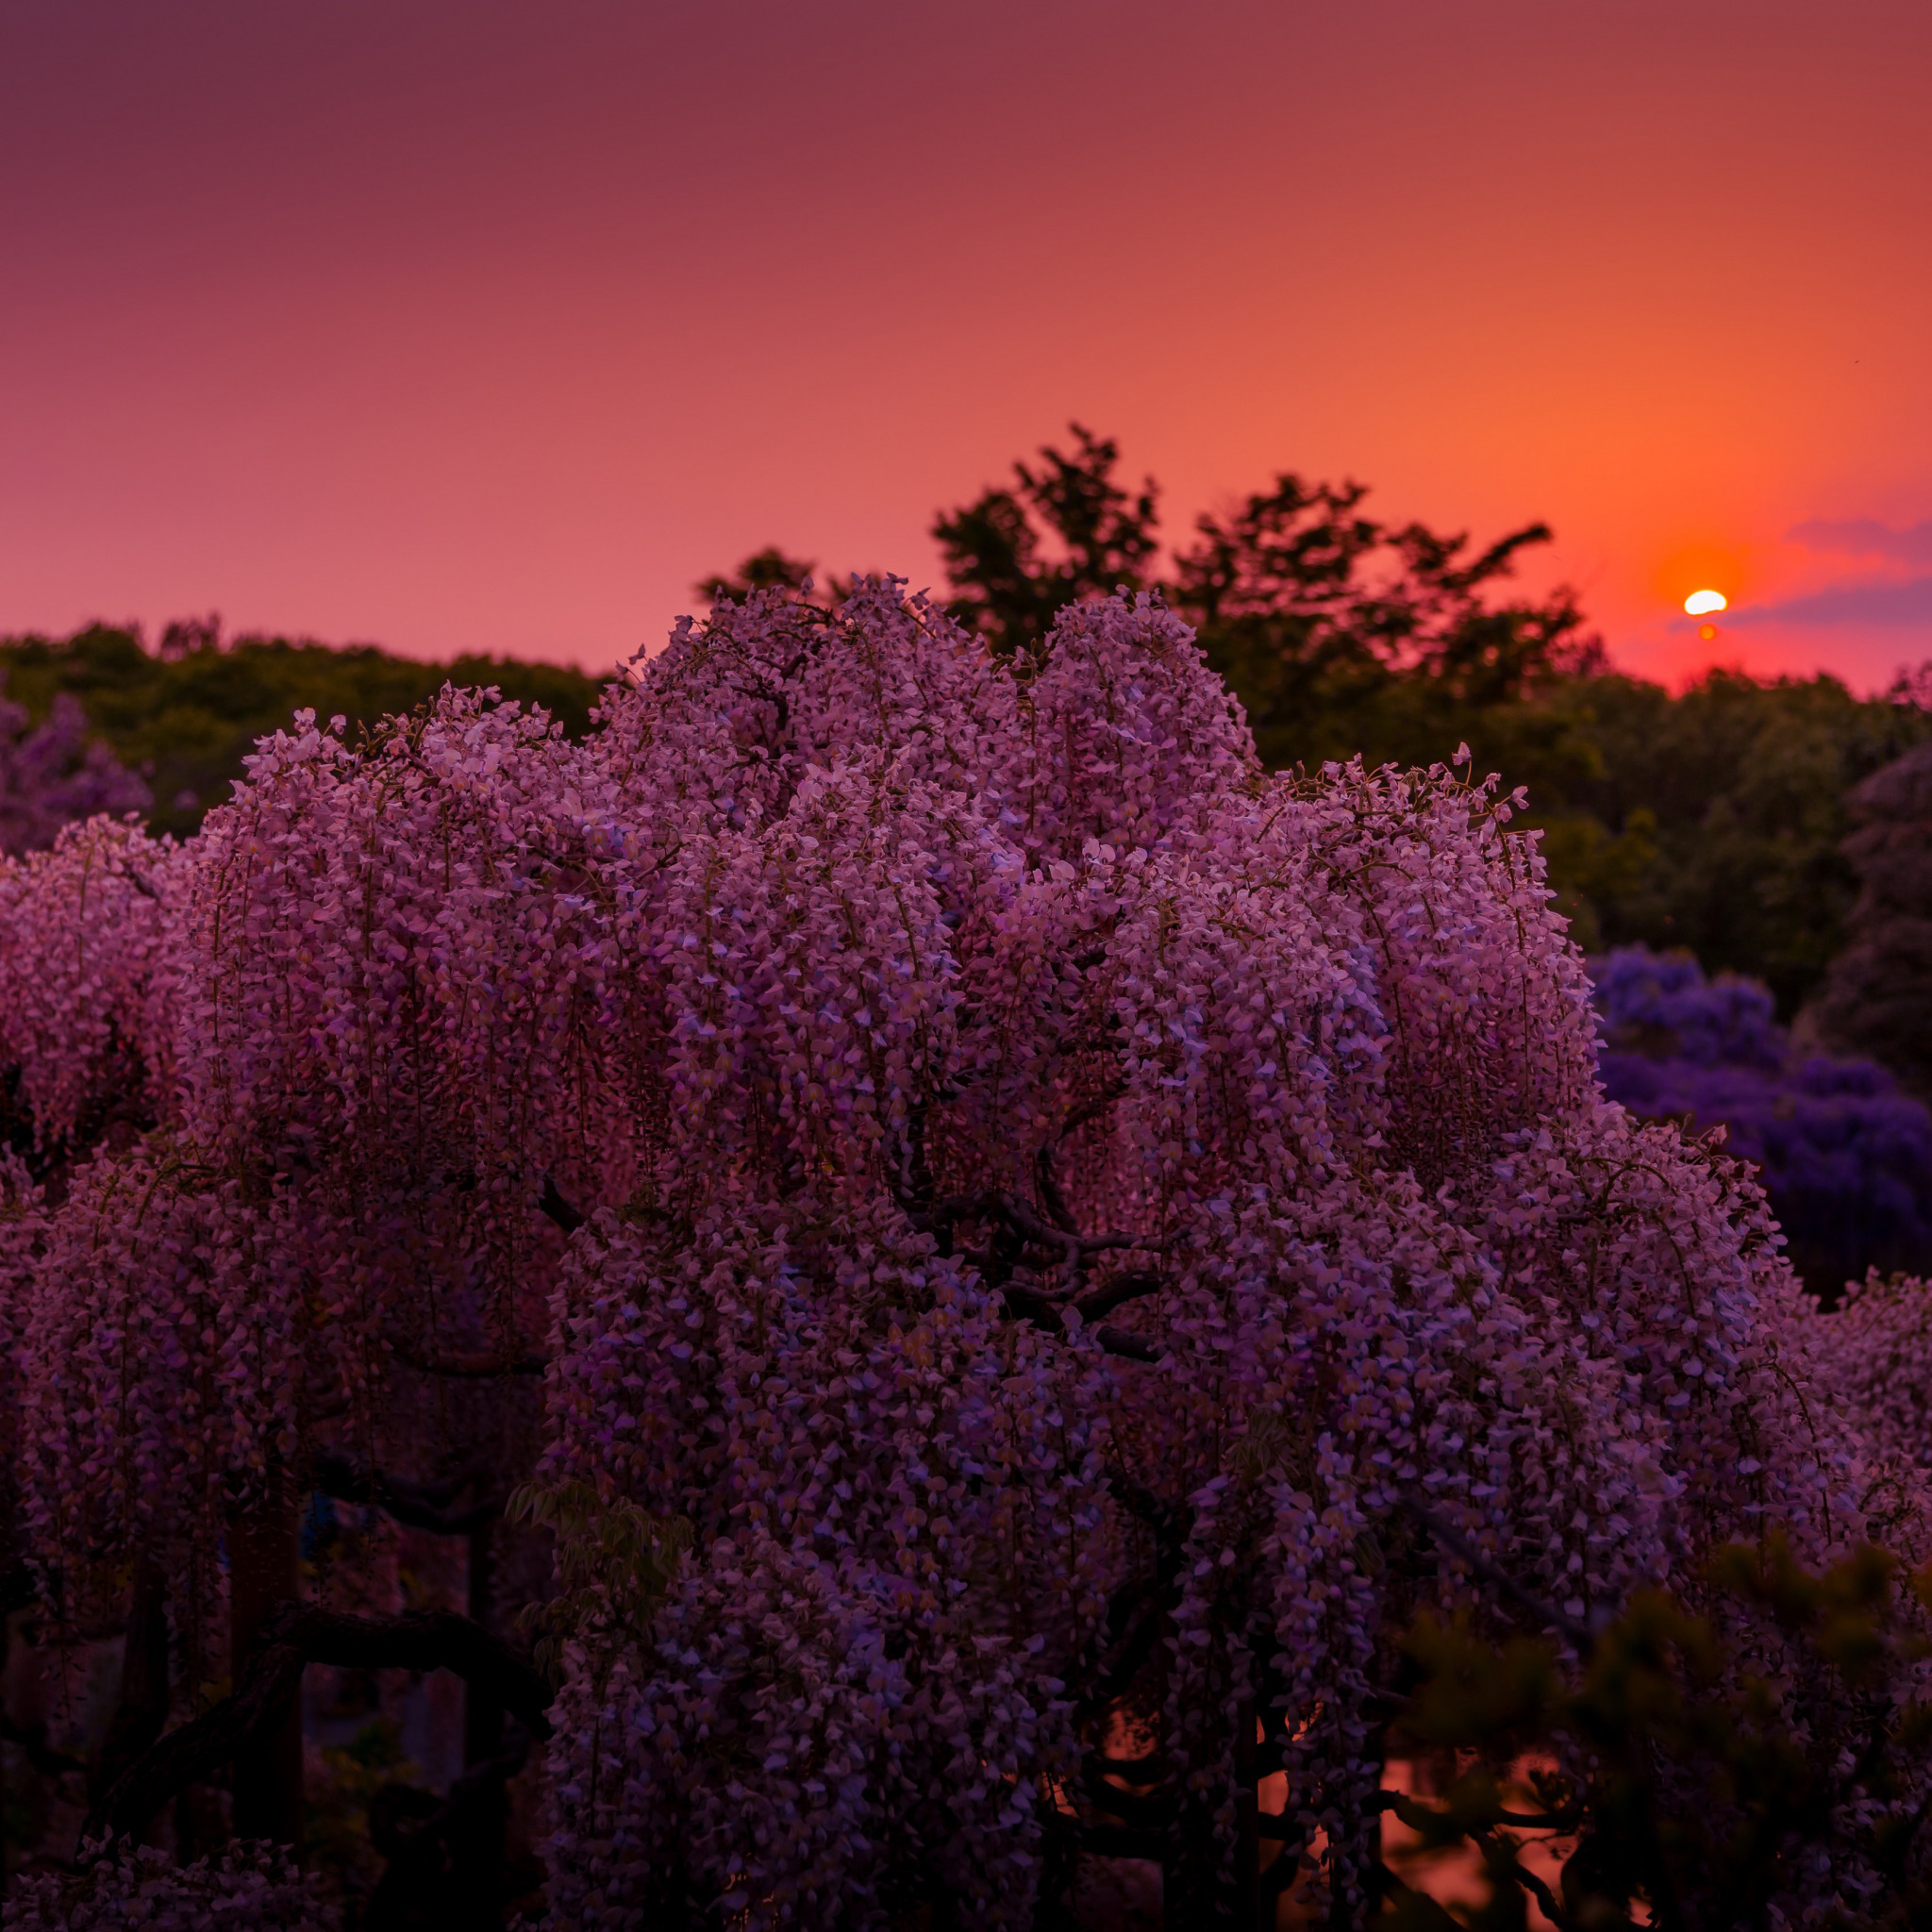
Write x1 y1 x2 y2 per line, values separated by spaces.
932 424 1158 659
1170 471 1604 764
693 546 824 607
1809 735 1932 1103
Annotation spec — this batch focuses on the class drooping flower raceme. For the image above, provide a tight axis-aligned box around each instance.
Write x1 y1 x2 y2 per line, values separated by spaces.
18 694 613 1656
2 1840 325 1931
0 816 187 1174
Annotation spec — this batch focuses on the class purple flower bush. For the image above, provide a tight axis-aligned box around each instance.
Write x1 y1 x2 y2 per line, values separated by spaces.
3 1843 325 1931
6 584 1932 1925
0 683 150 858
1592 945 1932 1295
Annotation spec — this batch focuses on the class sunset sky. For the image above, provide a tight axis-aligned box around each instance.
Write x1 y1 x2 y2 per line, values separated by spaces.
4 0 1929 688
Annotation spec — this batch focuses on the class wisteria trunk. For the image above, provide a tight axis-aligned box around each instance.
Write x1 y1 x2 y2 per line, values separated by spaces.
464 1522 503 1765
227 1492 302 1847
463 1521 508 1914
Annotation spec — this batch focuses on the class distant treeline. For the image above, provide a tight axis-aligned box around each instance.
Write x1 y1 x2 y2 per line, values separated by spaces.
9 434 1932 1024
719 425 1932 1019
0 617 610 841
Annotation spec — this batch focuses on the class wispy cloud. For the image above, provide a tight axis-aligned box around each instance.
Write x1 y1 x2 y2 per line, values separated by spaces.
1789 517 1932 565
1727 575 1932 625
1708 517 1932 626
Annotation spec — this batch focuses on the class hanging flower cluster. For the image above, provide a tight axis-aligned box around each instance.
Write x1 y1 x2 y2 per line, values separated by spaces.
17 694 608 1652
2 1840 325 1930
3 580 1924 1928
0 1150 41 1574
1812 1269 1932 1485
0 816 187 1173
524 587 1903 1926
0 686 151 860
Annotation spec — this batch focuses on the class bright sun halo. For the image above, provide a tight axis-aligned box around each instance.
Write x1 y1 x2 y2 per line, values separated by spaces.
1685 590 1727 616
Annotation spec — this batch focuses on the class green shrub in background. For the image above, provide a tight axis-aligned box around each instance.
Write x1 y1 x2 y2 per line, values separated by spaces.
0 618 611 841
1458 670 1932 1015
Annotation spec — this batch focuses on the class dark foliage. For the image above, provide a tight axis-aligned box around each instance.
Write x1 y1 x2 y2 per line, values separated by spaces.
933 423 1159 660
0 620 609 841
694 546 821 607
1387 1533 1932 1930
1813 738 1932 1105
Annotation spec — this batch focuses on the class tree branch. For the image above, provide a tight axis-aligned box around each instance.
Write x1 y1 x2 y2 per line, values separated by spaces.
1001 1275 1163 1359
84 1636 308 1857
90 1555 169 1808
0 1558 36 1617
366 1725 533 1929
1255 1810 1307 1844
84 1607 552 1853
538 1172 586 1235
1034 1142 1079 1237
1260 1835 1311 1903
1078 1823 1168 1861
1074 1271 1164 1323
1397 1492 1593 1650
1082 1763 1176 1831
1095 1324 1159 1362
1472 1825 1574 1928
918 1188 1151 1259
313 1449 500 1536
387 1342 550 1378
3 1712 85 1779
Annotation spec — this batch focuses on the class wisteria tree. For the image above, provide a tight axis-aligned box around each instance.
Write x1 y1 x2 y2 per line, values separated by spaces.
3 580 1930 1930
1592 944 1932 1295
0 684 150 860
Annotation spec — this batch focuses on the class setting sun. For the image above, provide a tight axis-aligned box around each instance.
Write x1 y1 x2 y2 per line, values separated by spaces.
1685 589 1728 616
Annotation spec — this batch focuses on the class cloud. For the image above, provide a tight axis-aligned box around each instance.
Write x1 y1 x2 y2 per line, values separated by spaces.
1789 517 1932 565
1716 517 1932 626
1727 575 1932 625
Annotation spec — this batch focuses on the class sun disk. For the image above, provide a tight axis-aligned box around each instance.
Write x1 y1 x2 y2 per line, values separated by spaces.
1685 590 1727 616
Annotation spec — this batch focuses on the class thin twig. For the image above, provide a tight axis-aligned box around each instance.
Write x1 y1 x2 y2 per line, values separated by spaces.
1398 1493 1592 1649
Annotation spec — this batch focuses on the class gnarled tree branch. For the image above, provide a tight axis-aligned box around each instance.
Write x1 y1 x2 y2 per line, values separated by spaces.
1398 1492 1593 1650
90 1555 169 1809
1082 1762 1176 1831
84 1606 553 1854
366 1725 534 1931
1001 1274 1165 1360
538 1172 586 1235
387 1342 551 1379
313 1449 500 1537
1074 1271 1164 1323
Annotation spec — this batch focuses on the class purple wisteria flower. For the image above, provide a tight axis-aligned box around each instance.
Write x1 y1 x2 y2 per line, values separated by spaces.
1591 944 1932 1293
0 682 150 857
